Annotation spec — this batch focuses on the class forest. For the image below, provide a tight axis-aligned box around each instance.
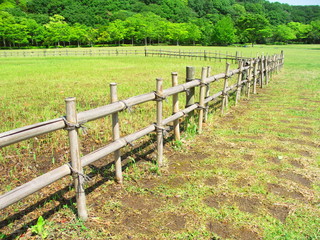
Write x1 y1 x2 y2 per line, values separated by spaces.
0 0 319 48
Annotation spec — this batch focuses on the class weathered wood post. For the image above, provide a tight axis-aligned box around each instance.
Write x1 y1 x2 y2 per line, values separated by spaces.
260 56 264 88
221 63 230 115
198 67 207 133
246 60 253 98
280 50 284 70
156 78 164 166
265 56 269 85
204 66 211 123
65 97 88 221
235 51 239 63
185 66 196 121
171 72 180 141
235 60 243 105
110 83 123 184
274 54 278 74
253 59 258 94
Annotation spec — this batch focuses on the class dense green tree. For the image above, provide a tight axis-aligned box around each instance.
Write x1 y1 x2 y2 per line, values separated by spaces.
308 20 320 43
167 22 189 45
212 16 236 45
23 18 45 46
185 23 201 45
1 0 320 48
69 23 90 46
287 22 311 42
236 13 272 46
107 20 127 45
44 14 70 46
272 25 296 43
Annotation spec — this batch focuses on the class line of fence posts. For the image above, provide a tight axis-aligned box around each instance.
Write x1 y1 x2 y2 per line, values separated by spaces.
0 51 284 221
0 48 253 62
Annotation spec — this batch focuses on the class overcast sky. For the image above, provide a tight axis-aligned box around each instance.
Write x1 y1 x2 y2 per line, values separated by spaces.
267 0 320 5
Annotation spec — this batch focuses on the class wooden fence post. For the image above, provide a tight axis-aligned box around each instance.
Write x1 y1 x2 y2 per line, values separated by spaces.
265 56 269 85
171 72 180 141
186 66 196 121
198 67 207 133
204 66 211 122
235 60 243 105
253 59 258 94
221 63 230 115
280 50 284 70
246 60 253 98
156 78 164 166
260 56 264 88
65 97 88 221
110 83 123 184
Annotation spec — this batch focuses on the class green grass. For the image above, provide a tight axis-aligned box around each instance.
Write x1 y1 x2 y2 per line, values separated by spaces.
0 45 319 239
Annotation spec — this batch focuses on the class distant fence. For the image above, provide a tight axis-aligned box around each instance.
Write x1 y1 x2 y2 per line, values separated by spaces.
0 48 244 62
0 51 284 221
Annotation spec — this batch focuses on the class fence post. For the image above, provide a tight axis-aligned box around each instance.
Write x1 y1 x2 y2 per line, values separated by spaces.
110 83 123 184
204 66 211 123
65 97 88 221
186 66 196 121
260 56 264 88
280 50 284 70
171 72 180 141
253 59 258 94
235 60 243 105
246 60 253 98
221 63 230 115
265 56 269 85
198 67 207 133
156 78 164 166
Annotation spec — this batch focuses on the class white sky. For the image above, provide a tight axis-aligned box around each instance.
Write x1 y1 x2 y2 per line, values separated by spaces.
267 0 320 5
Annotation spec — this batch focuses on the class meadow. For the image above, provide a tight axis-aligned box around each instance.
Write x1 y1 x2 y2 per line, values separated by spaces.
0 45 319 239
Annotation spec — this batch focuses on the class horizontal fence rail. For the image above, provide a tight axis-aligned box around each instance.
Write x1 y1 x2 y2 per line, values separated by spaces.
0 51 284 221
0 48 246 62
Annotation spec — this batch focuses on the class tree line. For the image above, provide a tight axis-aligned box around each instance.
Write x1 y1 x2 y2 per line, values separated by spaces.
0 0 320 48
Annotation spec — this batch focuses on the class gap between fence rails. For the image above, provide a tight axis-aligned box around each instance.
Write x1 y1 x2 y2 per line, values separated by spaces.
0 51 284 219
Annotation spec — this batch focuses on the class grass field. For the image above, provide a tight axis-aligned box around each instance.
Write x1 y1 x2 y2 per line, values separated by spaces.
0 45 319 239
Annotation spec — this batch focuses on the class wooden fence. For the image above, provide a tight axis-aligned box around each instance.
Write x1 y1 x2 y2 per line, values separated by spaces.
0 51 284 221
0 48 242 61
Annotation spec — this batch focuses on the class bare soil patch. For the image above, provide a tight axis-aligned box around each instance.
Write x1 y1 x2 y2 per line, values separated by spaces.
289 160 304 169
273 170 312 188
267 204 290 223
204 194 230 209
207 221 261 240
267 183 305 201
165 214 186 231
204 176 220 186
234 196 262 214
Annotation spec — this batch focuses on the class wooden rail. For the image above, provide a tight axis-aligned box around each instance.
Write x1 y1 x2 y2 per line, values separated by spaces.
0 51 284 220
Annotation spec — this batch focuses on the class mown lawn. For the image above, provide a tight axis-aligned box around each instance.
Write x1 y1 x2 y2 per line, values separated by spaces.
0 45 319 239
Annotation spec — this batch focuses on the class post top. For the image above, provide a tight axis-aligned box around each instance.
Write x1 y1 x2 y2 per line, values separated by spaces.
65 97 76 102
110 82 117 86
171 72 178 75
